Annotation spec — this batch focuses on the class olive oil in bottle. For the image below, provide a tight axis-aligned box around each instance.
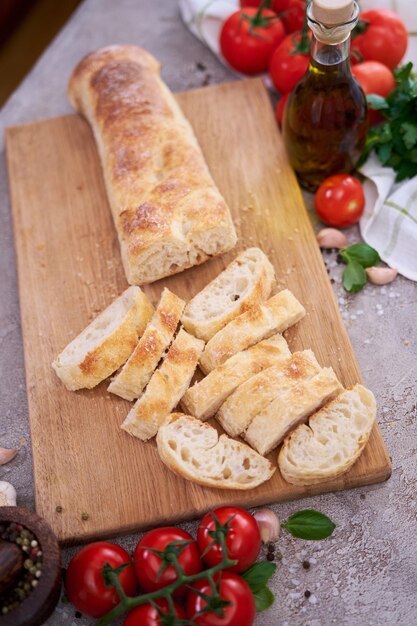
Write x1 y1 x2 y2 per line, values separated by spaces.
283 0 368 191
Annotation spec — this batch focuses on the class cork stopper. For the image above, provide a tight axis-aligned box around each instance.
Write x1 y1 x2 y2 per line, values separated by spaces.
312 0 354 26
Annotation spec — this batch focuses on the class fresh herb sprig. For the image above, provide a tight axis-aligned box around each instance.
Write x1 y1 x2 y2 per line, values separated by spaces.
339 243 380 293
361 62 417 181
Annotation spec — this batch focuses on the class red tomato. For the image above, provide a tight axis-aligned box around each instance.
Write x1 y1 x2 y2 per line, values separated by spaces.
186 572 255 626
66 542 137 618
220 8 285 75
351 61 395 125
197 507 261 574
272 0 306 33
315 174 365 228
123 599 186 626
276 92 290 127
269 33 310 93
351 9 408 70
133 527 202 596
240 0 263 6
240 0 306 33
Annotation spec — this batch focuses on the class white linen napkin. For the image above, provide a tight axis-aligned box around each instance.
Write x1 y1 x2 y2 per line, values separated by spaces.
359 156 417 281
179 0 238 58
180 0 417 281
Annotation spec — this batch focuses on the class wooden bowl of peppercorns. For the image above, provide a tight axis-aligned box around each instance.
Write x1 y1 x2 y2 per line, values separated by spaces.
0 507 61 626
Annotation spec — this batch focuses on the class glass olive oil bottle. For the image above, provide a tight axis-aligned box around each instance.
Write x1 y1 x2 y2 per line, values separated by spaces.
283 0 368 191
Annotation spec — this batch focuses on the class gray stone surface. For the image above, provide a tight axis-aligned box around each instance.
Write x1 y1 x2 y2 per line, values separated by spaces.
0 1 416 624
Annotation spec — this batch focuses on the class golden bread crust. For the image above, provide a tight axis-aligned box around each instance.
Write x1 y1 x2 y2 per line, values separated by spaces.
68 45 237 284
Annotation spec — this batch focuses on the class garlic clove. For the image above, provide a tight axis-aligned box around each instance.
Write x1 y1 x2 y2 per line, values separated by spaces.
317 228 348 250
0 481 17 506
0 448 18 465
253 508 280 543
366 266 398 285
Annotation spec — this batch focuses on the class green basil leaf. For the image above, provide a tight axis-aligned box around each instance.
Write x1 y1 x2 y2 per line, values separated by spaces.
252 586 275 612
366 94 389 110
341 243 380 268
241 562 276 592
282 509 336 540
343 261 367 293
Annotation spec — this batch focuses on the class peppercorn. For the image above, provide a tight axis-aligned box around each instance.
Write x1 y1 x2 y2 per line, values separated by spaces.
0 522 44 615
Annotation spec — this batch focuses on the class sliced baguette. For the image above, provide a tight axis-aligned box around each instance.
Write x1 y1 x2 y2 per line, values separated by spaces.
244 368 343 455
216 350 322 438
121 329 204 440
181 248 275 341
108 288 185 400
52 286 153 390
157 413 276 490
278 385 376 485
181 334 291 421
200 290 305 373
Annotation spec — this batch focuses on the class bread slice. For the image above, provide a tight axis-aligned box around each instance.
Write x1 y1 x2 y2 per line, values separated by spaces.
216 350 322 438
181 248 275 341
157 413 276 490
181 334 291 421
244 368 343 455
121 329 204 440
200 290 305 373
108 288 185 400
52 286 153 390
278 385 376 485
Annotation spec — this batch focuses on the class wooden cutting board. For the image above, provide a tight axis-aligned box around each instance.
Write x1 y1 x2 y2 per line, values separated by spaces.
6 78 391 545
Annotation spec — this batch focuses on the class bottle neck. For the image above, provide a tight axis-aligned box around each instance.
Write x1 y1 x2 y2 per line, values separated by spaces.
310 33 351 68
307 0 358 72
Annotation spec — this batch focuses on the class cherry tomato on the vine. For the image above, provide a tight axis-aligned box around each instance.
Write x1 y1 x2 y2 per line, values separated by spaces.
133 527 202 597
66 542 137 618
123 599 186 626
197 506 261 574
186 572 256 626
351 61 395 125
315 174 365 228
220 7 285 75
351 9 408 70
269 32 310 94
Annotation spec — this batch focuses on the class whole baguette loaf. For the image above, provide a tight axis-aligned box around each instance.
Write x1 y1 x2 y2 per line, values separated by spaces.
278 385 376 485
216 350 322 438
181 248 275 341
244 368 343 455
121 329 204 441
200 289 305 373
52 286 152 390
181 334 291 421
108 288 185 400
68 45 237 285
157 414 276 490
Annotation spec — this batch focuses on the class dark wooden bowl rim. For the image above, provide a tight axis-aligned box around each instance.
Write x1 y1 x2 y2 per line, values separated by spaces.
0 507 62 626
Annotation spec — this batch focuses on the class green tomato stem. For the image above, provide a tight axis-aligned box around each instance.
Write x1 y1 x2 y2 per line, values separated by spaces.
94 555 237 626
